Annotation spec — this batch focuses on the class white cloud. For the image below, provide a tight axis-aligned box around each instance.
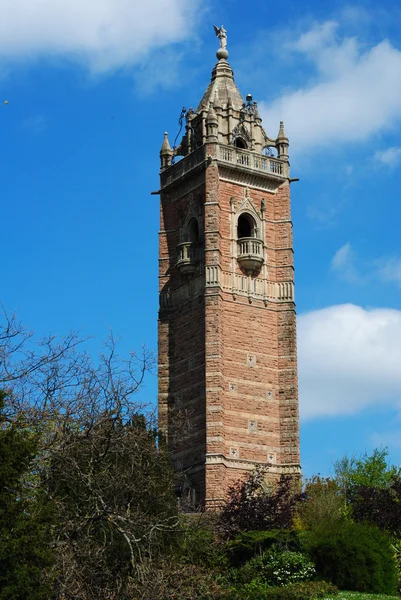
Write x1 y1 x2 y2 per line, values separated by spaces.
331 243 401 289
375 257 401 288
331 242 363 283
298 304 401 420
374 147 401 168
261 20 401 153
0 0 201 73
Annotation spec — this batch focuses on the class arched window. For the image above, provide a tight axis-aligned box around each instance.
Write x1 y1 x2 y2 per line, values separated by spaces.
237 213 256 239
187 217 199 243
234 137 247 149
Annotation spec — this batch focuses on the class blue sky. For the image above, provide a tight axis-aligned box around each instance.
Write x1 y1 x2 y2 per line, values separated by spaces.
1 0 400 478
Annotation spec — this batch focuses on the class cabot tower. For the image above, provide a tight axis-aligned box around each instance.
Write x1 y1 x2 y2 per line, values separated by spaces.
157 28 300 506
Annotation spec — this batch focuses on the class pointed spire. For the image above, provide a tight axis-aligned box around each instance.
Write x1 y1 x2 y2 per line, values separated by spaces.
206 103 218 124
160 132 173 171
160 132 172 153
276 122 289 162
206 103 218 141
277 121 288 141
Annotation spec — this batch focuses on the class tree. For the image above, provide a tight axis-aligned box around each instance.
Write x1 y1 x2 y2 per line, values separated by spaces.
0 390 55 600
334 447 400 492
348 476 401 535
333 448 401 536
46 413 179 600
0 307 188 599
295 475 344 531
218 468 301 539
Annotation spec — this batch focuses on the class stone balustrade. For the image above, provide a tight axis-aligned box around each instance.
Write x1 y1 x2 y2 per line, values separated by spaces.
176 242 200 275
218 144 288 178
237 237 264 274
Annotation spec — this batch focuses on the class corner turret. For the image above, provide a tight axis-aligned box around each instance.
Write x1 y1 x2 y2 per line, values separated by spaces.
276 121 289 162
160 132 173 171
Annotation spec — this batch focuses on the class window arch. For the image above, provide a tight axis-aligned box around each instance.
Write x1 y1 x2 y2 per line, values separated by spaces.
234 137 247 149
187 217 199 243
237 212 257 239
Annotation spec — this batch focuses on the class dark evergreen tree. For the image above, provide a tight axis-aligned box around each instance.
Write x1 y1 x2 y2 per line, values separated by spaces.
0 390 55 600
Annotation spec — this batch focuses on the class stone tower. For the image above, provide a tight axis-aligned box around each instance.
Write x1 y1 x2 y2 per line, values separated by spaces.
158 28 300 507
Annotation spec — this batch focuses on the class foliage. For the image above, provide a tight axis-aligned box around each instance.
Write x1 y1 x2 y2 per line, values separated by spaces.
0 390 55 600
225 580 338 600
348 477 401 535
179 520 229 570
226 529 300 566
303 521 398 594
259 550 316 586
334 448 400 493
332 593 399 600
126 558 227 600
218 468 301 539
296 476 345 531
390 537 401 590
45 413 178 599
0 308 189 600
229 550 315 587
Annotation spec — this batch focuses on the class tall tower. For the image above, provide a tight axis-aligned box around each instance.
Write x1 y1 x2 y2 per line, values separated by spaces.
158 28 300 507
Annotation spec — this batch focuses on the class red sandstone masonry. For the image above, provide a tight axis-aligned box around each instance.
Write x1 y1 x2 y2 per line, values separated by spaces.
158 144 300 505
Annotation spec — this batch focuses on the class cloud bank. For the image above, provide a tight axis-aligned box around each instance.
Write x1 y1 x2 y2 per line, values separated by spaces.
298 304 401 420
261 20 401 153
0 0 200 72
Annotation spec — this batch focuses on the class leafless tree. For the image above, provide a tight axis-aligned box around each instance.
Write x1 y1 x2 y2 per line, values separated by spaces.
0 306 195 599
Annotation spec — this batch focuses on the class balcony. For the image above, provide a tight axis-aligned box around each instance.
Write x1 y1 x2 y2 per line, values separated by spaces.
237 238 264 274
176 242 199 276
218 145 289 179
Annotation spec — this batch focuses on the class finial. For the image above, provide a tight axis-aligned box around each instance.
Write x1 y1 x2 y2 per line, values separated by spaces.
213 25 229 60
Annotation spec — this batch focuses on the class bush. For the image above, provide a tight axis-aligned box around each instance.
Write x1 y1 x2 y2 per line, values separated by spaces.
225 580 337 600
350 477 401 535
179 523 229 570
391 537 401 590
296 476 345 531
261 550 316 586
303 521 398 594
218 469 301 539
230 550 315 587
226 529 300 566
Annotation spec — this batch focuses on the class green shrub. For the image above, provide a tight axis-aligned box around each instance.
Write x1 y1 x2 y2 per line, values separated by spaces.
391 537 401 589
230 550 315 587
261 550 316 586
179 524 228 570
225 549 316 594
226 529 300 566
303 521 398 594
225 580 337 600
